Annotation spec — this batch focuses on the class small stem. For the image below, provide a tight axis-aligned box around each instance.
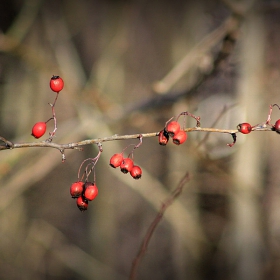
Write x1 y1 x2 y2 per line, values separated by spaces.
266 103 280 125
133 135 143 150
266 104 273 125
78 158 93 180
177 111 201 127
164 117 174 128
78 143 103 181
47 92 59 142
128 135 143 158
45 117 54 123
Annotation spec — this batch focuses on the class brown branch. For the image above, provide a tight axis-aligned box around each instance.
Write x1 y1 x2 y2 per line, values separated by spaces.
0 126 273 152
129 172 191 280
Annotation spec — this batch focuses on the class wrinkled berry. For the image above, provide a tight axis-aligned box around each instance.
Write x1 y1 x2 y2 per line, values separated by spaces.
70 181 84 198
120 158 134 174
130 165 142 179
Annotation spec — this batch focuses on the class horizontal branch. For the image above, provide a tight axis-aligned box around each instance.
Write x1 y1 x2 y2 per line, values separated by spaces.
0 126 273 152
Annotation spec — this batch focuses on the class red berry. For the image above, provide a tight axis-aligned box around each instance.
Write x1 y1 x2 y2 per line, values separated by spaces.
109 153 123 168
130 165 142 179
70 181 84 198
84 182 98 201
173 130 187 145
76 196 88 212
158 129 169 145
166 121 181 137
237 123 252 134
50 75 64 93
31 122 47 139
274 119 280 134
120 158 134 174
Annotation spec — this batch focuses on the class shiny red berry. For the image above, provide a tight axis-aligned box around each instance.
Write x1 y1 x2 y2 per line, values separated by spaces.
173 130 187 145
109 153 123 168
166 121 181 137
274 119 280 134
120 158 134 174
70 181 84 198
237 123 252 134
50 75 64 93
158 129 169 145
76 196 88 212
84 182 98 201
130 165 142 179
31 122 47 139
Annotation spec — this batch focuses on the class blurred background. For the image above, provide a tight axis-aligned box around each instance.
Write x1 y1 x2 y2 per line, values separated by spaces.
1 0 280 279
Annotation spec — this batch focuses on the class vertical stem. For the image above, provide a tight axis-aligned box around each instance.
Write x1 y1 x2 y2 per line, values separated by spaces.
48 92 59 140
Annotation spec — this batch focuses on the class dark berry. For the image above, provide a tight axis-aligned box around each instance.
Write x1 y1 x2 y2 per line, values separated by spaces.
158 129 169 145
120 158 134 174
76 196 88 212
130 165 142 179
70 181 84 198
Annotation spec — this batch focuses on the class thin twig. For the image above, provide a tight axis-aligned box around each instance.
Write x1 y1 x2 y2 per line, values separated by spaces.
47 92 60 141
129 172 191 280
0 125 273 152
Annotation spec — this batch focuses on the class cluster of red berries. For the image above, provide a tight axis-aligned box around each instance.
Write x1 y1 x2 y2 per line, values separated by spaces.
109 153 142 179
70 181 98 211
31 75 64 139
159 120 187 146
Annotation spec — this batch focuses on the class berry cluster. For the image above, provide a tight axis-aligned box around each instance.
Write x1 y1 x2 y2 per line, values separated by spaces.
70 181 98 211
159 121 187 146
31 75 64 140
71 143 103 212
158 112 200 146
109 136 143 179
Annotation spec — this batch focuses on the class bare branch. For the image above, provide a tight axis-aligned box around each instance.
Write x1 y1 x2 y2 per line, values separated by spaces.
129 172 191 280
0 125 273 153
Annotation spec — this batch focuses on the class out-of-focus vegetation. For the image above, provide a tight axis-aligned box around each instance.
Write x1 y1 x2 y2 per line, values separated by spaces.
1 0 280 279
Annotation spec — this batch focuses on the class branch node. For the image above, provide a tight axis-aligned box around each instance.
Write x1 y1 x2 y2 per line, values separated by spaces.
97 142 103 152
60 149 66 162
0 136 14 149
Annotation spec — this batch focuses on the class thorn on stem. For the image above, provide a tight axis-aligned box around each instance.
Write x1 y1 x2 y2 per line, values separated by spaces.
227 133 237 147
